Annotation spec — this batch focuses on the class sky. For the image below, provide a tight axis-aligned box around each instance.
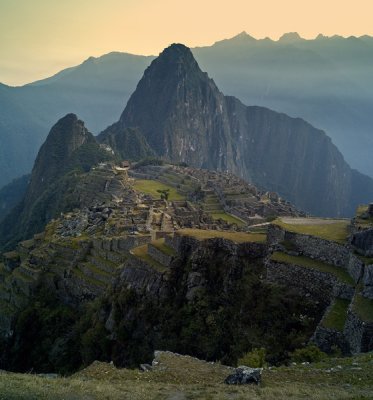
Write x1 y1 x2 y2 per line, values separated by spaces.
1 0 373 86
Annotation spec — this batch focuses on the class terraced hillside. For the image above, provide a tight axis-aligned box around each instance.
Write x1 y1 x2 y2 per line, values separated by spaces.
129 163 302 226
267 215 373 354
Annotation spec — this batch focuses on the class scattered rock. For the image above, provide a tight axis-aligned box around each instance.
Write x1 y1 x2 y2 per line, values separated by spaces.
140 363 153 372
224 366 262 385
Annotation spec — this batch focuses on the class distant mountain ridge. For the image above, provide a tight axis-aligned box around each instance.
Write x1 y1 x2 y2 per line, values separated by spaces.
1 32 373 189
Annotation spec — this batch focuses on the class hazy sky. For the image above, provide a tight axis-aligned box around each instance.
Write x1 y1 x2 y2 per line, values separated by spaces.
1 0 373 86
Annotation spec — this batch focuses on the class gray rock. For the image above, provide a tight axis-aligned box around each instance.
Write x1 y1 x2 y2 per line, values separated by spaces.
140 363 152 372
224 366 262 385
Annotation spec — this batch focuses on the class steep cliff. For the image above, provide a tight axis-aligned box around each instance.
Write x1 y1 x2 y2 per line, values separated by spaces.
99 44 373 217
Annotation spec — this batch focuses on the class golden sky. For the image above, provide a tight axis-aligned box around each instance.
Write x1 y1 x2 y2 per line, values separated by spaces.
1 0 373 86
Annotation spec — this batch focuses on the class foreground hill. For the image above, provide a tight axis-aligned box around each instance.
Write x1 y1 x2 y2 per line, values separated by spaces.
0 351 372 399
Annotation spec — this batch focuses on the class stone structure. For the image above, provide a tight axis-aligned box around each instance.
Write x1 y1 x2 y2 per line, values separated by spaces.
266 220 373 355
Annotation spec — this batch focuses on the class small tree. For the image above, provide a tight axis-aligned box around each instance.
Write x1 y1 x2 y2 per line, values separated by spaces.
157 189 170 200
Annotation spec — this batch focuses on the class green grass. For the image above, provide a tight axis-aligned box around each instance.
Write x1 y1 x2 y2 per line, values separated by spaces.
322 299 350 331
178 229 266 243
133 179 184 201
150 238 176 256
356 254 373 265
356 205 369 217
0 352 372 399
211 212 246 227
273 219 349 243
354 204 373 227
82 262 112 278
131 245 168 273
353 294 373 322
270 252 355 285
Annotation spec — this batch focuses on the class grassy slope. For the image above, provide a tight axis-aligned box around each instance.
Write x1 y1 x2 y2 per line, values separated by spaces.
322 299 350 331
133 179 184 201
0 352 372 399
274 219 349 243
151 238 176 256
211 212 246 226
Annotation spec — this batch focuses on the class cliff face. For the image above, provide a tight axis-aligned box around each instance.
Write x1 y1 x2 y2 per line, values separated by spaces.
26 114 94 204
99 44 373 217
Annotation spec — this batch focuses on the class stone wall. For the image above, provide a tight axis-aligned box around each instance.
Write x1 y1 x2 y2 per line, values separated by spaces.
347 254 364 284
266 260 354 305
344 309 373 353
351 228 373 256
267 224 350 266
167 233 267 260
363 264 373 299
147 244 174 267
119 257 168 299
92 235 151 253
311 325 350 355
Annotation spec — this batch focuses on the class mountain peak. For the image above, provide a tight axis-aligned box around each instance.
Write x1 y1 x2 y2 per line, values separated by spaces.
27 114 94 202
154 43 196 68
279 32 304 42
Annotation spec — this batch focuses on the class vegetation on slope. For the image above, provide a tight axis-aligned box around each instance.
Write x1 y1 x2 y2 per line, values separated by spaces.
0 352 372 400
322 299 350 331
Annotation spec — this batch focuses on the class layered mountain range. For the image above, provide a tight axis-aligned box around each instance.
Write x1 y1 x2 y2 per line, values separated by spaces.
1 41 372 253
1 33 373 190
1 42 373 251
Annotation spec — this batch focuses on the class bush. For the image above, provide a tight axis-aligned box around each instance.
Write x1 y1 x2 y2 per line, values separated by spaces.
291 345 327 363
237 348 266 368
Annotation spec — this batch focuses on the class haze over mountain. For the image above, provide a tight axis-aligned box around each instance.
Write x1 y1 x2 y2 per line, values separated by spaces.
1 33 373 190
99 43 373 217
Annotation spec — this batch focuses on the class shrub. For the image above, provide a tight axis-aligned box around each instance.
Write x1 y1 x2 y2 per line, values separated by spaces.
291 345 327 363
237 348 266 368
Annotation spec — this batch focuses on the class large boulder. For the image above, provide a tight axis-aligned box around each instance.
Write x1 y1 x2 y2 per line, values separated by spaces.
224 366 262 385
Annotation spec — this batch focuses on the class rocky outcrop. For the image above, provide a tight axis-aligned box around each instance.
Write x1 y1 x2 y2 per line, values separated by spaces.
351 229 373 257
225 366 262 385
311 325 350 355
99 43 373 217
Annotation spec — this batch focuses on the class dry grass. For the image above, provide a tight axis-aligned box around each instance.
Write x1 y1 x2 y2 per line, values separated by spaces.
177 229 266 243
0 352 372 399
211 212 246 227
151 238 176 256
273 218 349 243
